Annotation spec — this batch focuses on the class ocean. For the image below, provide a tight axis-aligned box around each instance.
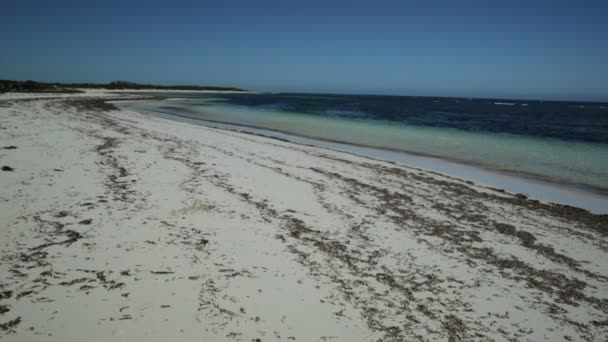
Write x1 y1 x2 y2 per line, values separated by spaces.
122 92 608 210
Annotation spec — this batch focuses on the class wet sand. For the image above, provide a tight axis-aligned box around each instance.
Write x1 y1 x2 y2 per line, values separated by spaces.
1 91 607 341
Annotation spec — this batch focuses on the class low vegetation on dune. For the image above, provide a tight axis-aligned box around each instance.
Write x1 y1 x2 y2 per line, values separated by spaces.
100 80 245 91
0 80 83 93
0 80 245 93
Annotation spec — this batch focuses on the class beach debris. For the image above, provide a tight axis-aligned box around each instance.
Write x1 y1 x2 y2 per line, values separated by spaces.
54 211 69 218
516 230 537 247
0 305 9 315
59 278 91 286
1 146 17 150
96 271 107 283
78 219 93 225
493 222 516 235
590 319 608 327
0 94 606 342
1 166 14 171
15 290 34 300
29 229 83 250
107 282 125 290
0 317 21 332
443 314 466 341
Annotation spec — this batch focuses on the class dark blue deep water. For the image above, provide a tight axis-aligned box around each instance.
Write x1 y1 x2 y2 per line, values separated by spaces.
185 93 608 144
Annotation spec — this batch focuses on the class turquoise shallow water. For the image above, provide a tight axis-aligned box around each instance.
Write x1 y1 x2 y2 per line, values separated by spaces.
141 100 608 192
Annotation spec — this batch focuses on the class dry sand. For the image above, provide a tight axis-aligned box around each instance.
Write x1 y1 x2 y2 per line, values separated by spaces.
1 91 606 341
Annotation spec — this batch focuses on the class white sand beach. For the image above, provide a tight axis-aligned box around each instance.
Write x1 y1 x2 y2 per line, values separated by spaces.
1 91 607 342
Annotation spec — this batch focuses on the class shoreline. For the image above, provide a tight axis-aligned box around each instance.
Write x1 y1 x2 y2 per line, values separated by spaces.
1 92 607 341
121 101 608 213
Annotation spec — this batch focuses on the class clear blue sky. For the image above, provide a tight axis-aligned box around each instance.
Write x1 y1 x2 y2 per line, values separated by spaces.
1 0 607 101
